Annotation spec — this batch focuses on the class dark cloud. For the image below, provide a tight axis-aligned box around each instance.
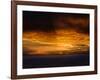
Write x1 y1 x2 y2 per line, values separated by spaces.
23 11 89 34
53 14 89 34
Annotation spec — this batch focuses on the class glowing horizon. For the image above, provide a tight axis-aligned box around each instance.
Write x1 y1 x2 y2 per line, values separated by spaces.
23 29 89 55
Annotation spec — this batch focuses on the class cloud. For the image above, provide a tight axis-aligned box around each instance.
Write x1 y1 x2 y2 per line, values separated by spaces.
53 14 89 34
23 11 89 34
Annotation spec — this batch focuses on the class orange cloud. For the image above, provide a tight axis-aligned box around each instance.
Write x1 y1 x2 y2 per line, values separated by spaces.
23 30 89 55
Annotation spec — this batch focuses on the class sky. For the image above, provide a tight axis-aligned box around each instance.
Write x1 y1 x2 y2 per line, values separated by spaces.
23 11 89 34
22 11 90 55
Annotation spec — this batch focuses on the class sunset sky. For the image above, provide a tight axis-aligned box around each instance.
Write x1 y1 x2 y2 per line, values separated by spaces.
23 11 89 55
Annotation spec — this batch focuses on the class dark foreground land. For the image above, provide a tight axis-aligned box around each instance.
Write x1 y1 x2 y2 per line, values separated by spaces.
23 52 89 69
